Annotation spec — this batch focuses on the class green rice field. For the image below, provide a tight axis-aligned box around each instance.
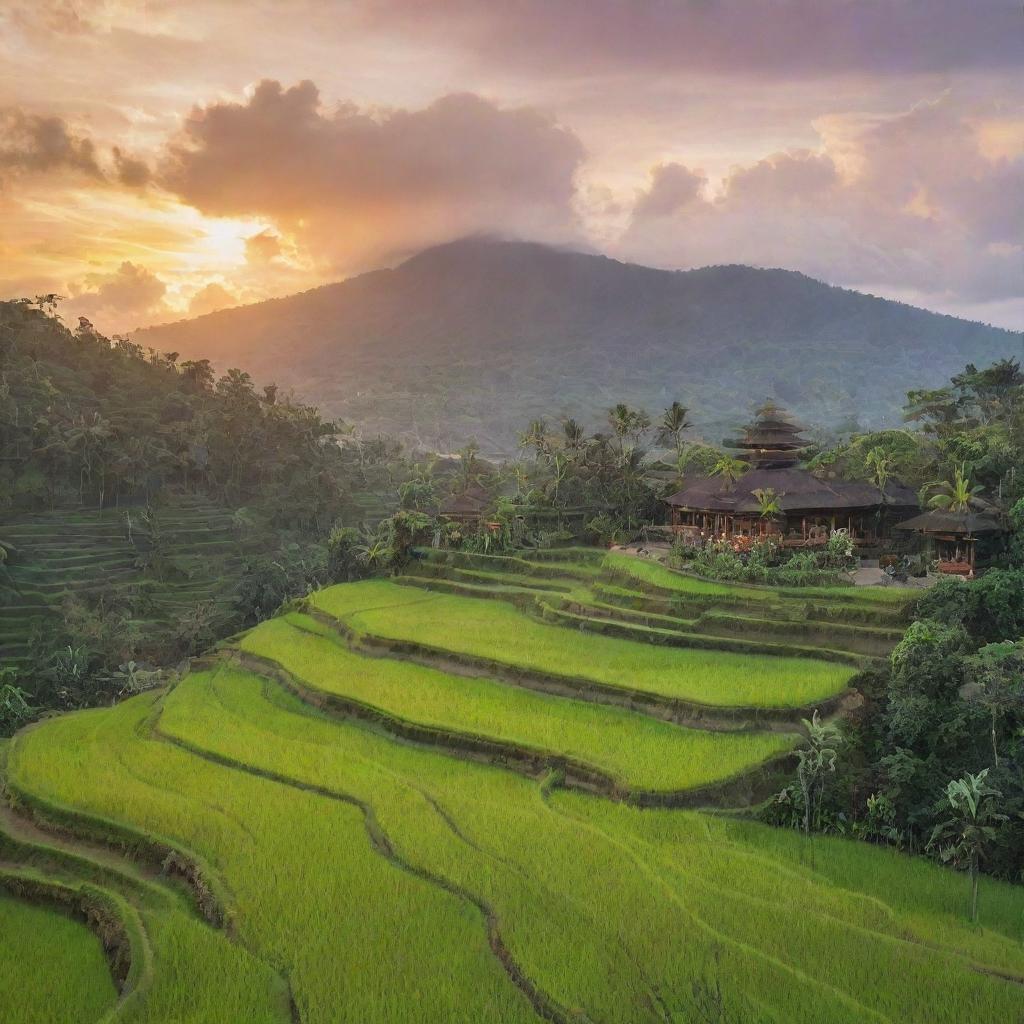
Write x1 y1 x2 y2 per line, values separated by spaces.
238 615 797 792
309 579 858 707
0 893 117 1024
6 551 1012 1024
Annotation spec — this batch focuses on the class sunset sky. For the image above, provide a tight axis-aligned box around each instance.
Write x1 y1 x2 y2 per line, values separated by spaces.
2 0 1022 334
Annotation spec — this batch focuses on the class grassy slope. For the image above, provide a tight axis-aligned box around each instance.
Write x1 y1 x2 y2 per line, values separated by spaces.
0 894 117 1024
309 580 856 707
239 619 796 791
8 694 535 1024
11 669 1024 1024
602 552 914 605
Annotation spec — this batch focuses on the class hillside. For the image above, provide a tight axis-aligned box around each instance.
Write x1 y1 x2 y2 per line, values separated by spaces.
7 557 1024 1022
137 238 1022 450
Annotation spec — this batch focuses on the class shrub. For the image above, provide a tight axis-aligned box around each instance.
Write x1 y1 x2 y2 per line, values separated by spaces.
326 525 365 582
917 569 1024 644
585 513 620 546
691 545 745 581
0 669 35 736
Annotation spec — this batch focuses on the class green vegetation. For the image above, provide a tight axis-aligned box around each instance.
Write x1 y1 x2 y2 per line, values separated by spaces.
5 286 1024 1023
6 649 1023 1023
602 550 911 604
0 299 405 717
309 580 856 707
0 892 117 1024
239 618 796 792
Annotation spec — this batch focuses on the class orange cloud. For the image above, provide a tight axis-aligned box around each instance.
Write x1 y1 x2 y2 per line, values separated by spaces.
159 80 586 273
188 281 236 316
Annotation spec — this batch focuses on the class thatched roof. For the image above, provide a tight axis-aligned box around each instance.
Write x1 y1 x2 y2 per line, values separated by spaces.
894 509 1003 536
665 466 918 515
440 483 491 516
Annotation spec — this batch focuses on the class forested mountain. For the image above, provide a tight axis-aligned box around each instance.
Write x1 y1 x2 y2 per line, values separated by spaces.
0 299 400 711
137 238 1022 451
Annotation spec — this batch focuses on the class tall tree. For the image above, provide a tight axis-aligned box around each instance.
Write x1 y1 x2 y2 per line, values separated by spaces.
928 770 1007 922
658 401 691 459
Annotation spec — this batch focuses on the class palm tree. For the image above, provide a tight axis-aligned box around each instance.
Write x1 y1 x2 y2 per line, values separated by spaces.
561 418 586 456
658 401 691 458
457 441 481 492
608 403 650 458
711 455 747 489
928 770 1007 922
518 420 550 459
928 463 983 514
752 487 782 520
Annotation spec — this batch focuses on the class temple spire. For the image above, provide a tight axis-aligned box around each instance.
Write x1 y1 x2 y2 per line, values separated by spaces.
726 400 808 469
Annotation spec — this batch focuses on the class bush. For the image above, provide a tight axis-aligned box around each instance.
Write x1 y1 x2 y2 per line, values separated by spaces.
585 513 621 546
776 552 826 587
326 526 366 582
821 528 855 570
917 569 1024 644
0 669 35 736
668 537 700 563
691 545 746 581
691 541 847 587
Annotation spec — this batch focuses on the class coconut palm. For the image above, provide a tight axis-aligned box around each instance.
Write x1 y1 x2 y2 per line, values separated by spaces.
928 463 983 514
658 401 691 457
518 419 550 458
608 403 650 457
928 769 1007 922
457 441 481 492
560 417 588 461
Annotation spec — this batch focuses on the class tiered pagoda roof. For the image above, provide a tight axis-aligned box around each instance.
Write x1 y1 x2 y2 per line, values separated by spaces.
724 401 809 468
665 401 919 516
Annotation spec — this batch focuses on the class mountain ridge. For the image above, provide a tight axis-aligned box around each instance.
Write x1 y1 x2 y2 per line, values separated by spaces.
136 238 1022 450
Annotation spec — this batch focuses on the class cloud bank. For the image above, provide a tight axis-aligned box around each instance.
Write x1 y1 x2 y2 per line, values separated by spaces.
367 0 1024 78
159 80 586 272
618 97 1024 308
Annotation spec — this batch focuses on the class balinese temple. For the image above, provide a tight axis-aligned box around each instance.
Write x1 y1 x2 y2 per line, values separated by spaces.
665 403 919 548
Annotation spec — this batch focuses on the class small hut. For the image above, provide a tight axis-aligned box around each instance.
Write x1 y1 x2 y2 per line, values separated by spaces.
894 509 1003 576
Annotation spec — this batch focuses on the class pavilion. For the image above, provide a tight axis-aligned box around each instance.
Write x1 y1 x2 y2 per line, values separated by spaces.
894 508 1003 576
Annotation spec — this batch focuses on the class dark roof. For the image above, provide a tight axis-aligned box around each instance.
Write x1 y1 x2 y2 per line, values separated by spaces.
735 430 809 447
894 509 1003 535
440 483 491 516
727 404 810 467
665 466 918 514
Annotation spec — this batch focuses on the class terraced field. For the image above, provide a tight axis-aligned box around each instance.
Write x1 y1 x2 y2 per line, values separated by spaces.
5 551 1022 1023
0 497 265 665
0 891 117 1024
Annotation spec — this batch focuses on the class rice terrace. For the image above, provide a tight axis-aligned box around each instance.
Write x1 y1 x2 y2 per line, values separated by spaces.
4 3 1024 1022
2 546 1023 1023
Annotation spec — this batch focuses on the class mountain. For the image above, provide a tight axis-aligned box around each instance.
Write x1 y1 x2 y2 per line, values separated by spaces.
136 238 1022 451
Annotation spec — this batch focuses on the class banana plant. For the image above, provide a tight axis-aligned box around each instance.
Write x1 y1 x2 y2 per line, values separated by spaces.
928 462 983 514
928 769 1007 922
752 486 782 520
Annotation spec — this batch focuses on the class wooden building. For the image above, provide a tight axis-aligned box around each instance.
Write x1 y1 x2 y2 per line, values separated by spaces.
894 509 1003 576
439 483 493 525
665 404 918 548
